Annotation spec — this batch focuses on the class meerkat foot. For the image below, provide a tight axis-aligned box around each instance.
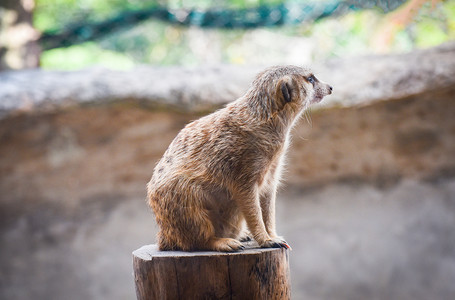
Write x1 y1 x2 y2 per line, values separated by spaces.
239 236 252 242
239 235 252 242
260 237 291 250
209 238 245 252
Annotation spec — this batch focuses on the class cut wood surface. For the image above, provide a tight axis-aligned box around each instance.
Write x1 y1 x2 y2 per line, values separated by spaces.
133 244 291 300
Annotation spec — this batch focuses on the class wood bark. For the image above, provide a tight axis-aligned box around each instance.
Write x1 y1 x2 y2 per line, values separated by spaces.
133 244 291 300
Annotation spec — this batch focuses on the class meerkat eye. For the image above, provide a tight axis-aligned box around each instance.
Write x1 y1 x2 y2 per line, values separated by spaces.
307 75 315 85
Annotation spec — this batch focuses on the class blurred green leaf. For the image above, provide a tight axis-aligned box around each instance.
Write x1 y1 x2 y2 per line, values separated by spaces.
415 19 448 47
41 43 135 70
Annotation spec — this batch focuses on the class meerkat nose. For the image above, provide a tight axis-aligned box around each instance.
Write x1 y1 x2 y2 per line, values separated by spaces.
328 85 333 94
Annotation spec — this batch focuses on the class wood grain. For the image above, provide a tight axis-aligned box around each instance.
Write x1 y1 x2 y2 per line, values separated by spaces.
133 244 291 300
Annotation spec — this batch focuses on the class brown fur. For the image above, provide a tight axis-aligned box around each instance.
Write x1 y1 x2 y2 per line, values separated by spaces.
147 65 332 251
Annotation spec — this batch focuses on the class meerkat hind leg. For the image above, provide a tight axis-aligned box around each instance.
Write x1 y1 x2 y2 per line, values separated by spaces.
201 189 246 251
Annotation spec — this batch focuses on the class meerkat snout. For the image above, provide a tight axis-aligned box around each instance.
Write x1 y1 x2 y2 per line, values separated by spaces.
308 75 332 104
147 65 332 252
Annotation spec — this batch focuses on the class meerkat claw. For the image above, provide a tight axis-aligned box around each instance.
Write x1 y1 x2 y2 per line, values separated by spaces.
239 235 252 242
275 242 292 250
262 238 292 250
272 242 282 248
281 242 292 250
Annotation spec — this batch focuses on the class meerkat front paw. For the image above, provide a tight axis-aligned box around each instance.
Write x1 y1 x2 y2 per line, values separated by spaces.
260 237 291 250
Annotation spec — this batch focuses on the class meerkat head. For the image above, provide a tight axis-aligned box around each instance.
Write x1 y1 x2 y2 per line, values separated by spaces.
273 66 332 111
245 65 332 121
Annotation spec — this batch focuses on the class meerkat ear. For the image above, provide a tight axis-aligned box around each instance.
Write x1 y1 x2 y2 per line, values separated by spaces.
275 76 294 110
281 82 292 103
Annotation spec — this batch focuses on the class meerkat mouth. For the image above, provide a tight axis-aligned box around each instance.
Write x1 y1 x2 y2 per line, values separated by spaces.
311 95 324 104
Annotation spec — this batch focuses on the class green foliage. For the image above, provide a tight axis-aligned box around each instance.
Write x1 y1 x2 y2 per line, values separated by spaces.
34 0 154 32
34 0 455 70
415 20 448 47
412 1 453 47
448 3 455 40
40 43 135 70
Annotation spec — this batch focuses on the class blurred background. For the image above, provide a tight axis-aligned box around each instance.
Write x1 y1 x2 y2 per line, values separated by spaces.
1 0 455 299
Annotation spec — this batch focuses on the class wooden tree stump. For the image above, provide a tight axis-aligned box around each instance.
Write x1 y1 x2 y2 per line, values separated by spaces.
133 244 291 300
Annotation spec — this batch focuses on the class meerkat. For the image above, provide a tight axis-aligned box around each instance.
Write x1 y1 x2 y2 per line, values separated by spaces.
147 65 332 252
